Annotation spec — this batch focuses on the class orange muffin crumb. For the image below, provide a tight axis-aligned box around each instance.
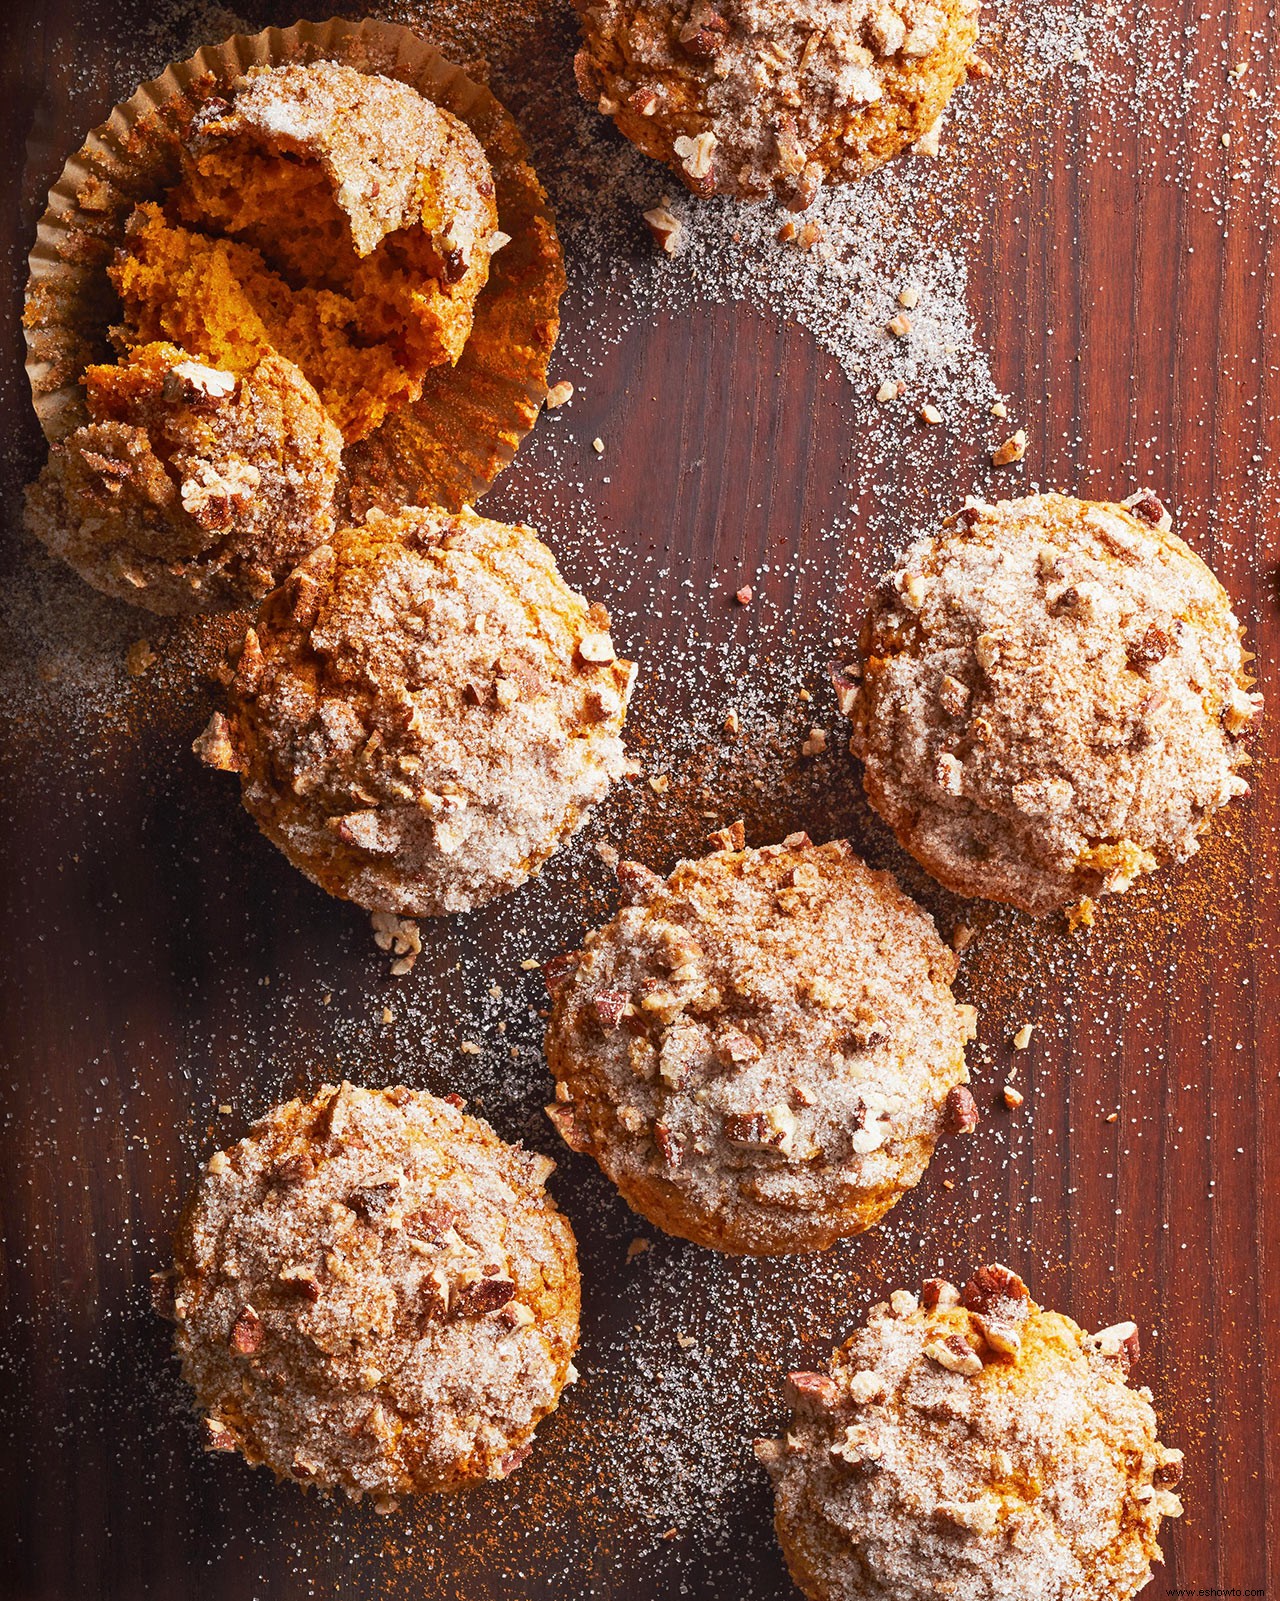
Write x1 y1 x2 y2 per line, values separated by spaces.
110 62 500 443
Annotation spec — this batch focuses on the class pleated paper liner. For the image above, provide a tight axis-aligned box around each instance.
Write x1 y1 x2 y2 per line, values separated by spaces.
23 16 565 519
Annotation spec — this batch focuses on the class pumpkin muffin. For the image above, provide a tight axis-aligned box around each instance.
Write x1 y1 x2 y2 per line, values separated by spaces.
195 505 637 916
542 831 977 1254
24 341 341 613
757 1265 1184 1601
111 61 501 442
154 1083 579 1504
572 0 980 208
839 493 1263 915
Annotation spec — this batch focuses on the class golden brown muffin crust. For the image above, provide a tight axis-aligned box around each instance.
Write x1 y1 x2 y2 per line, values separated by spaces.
24 340 341 613
841 493 1262 914
157 1083 580 1504
573 0 980 206
758 1266 1183 1601
196 505 637 916
544 833 976 1254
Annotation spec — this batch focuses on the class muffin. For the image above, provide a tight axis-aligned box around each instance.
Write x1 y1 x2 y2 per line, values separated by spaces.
840 493 1263 915
194 504 637 915
153 1082 580 1504
757 1265 1184 1601
572 0 980 208
24 341 341 613
542 830 978 1254
111 61 501 442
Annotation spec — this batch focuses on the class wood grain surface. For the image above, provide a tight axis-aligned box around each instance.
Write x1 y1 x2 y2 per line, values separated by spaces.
1 0 1277 1597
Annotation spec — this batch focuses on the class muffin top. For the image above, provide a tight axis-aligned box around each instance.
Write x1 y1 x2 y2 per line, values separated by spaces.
184 62 498 264
157 1083 580 1503
196 504 637 915
112 61 501 443
842 493 1262 914
758 1266 1184 1601
544 832 976 1253
573 0 979 205
25 341 341 613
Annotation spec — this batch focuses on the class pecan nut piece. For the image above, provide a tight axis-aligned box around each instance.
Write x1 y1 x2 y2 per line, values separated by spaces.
541 952 580 997
229 1305 264 1355
962 1263 1030 1354
452 1274 517 1318
945 1085 980 1133
785 1370 838 1409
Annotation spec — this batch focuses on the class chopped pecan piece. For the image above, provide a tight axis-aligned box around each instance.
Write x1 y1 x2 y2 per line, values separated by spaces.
545 1101 589 1152
722 1104 797 1155
541 952 580 997
963 1264 1030 1355
1089 1320 1141 1372
403 1202 462 1243
279 1264 321 1301
785 1370 837 1408
945 1085 980 1134
714 1026 761 1066
591 989 631 1030
269 1151 316 1186
653 1120 683 1167
229 1305 264 1355
923 1333 983 1376
1126 623 1173 672
921 1277 961 1310
707 819 746 853
453 1274 517 1317
1123 491 1172 530
203 1416 238 1452
347 1181 400 1222
678 7 729 57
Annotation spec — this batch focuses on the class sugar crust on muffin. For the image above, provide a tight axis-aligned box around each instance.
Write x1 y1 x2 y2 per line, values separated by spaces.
840 493 1262 915
25 340 341 613
155 1082 580 1504
757 1264 1184 1601
572 0 980 206
195 504 637 916
543 830 977 1254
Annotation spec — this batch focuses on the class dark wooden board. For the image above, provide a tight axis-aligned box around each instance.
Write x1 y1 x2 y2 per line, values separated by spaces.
1 0 1277 1596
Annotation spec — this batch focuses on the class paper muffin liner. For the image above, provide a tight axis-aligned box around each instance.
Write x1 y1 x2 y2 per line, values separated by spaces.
24 16 565 518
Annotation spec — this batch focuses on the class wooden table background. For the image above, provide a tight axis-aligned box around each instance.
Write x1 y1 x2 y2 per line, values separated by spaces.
2 0 1277 1596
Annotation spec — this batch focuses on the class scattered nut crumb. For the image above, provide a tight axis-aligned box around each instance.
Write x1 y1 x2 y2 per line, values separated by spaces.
952 923 974 951
991 429 1028 466
897 284 921 309
124 639 156 677
218 1104 232 1115
1012 1023 1034 1049
1106 1111 1120 1123
381 1006 394 1025
989 399 1008 418
459 1041 482 1055
626 1238 651 1261
520 957 540 971
876 378 905 403
649 773 670 794
1066 897 1097 932
723 708 740 734
544 379 574 409
735 585 753 605
1003 1086 1025 1109
967 53 994 77
675 1332 697 1349
642 205 682 254
800 727 828 757
886 312 913 338
919 403 943 425
591 437 605 454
